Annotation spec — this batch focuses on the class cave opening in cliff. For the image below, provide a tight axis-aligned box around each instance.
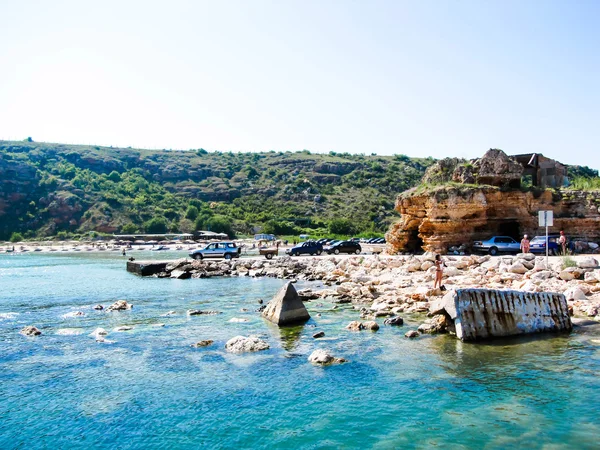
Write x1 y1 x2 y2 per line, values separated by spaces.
407 229 424 253
498 220 521 240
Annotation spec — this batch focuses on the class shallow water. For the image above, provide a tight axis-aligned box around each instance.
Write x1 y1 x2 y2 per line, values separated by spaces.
1 252 599 449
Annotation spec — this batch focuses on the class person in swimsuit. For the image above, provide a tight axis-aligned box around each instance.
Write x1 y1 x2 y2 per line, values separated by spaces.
520 234 530 253
558 230 567 255
434 254 444 289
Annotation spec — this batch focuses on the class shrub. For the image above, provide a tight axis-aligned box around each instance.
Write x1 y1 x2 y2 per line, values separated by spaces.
10 232 24 242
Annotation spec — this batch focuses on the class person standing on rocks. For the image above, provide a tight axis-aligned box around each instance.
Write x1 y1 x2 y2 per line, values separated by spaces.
520 234 530 253
558 231 567 255
434 254 444 289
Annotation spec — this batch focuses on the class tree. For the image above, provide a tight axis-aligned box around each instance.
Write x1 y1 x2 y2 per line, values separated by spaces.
144 217 168 233
185 205 199 221
108 171 121 182
121 223 138 234
328 218 356 235
10 232 24 242
205 215 234 237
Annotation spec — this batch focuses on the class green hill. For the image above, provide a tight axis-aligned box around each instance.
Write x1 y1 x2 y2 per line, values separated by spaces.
0 140 434 240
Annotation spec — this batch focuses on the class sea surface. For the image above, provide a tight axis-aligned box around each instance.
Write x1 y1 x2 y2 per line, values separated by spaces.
1 252 599 449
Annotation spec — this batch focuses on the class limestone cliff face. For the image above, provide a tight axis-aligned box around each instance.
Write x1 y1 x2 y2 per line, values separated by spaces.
387 186 600 254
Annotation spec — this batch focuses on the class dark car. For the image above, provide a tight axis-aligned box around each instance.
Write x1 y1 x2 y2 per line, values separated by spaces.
189 242 241 260
529 235 561 255
325 240 362 255
285 241 323 256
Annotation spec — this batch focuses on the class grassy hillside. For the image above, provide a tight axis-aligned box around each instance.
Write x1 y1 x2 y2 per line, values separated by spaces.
0 140 433 240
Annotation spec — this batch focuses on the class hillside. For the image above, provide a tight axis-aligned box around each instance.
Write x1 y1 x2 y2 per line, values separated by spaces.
0 140 434 240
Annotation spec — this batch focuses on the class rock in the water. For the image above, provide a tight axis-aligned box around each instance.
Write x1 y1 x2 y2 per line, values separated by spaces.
114 326 133 332
191 340 214 348
384 316 404 326
187 309 220 316
62 311 85 318
405 330 419 338
313 331 325 338
417 314 450 334
362 321 380 331
170 269 191 279
161 310 177 316
20 326 41 336
90 327 108 337
93 304 104 310
308 349 346 365
346 321 364 331
106 300 132 311
229 317 249 323
262 282 310 326
225 335 270 353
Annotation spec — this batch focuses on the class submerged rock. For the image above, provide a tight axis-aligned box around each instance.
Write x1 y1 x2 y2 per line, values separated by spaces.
187 309 221 316
113 326 133 332
20 326 41 336
62 311 85 318
93 304 104 310
225 335 270 353
405 330 419 338
384 316 404 326
308 349 347 365
191 340 214 348
312 331 325 338
346 321 364 331
262 282 310 326
229 317 249 323
106 300 132 311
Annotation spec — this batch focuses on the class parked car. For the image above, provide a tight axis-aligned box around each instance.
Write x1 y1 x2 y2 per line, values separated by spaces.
285 241 323 256
472 236 520 255
189 242 241 260
529 234 561 255
324 240 362 255
373 238 386 244
316 238 329 245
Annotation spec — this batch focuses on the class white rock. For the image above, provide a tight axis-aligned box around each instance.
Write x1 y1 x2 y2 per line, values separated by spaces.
421 260 434 271
563 286 587 301
308 349 346 365
225 335 269 353
578 257 599 269
229 317 249 323
509 262 529 274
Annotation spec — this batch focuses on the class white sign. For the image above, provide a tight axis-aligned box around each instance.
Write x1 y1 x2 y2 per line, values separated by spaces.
538 210 553 227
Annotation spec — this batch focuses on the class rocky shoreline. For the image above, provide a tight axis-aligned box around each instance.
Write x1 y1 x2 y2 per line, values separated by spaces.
143 253 600 325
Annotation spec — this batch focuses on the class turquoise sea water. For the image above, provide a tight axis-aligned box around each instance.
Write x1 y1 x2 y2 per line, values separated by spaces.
1 252 599 449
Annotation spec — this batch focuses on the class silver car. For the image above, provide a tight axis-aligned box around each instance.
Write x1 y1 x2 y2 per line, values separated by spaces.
472 236 521 256
189 242 241 260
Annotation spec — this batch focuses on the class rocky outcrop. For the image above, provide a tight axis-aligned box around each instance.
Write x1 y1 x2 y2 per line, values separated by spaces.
225 336 270 353
388 186 600 254
262 282 310 325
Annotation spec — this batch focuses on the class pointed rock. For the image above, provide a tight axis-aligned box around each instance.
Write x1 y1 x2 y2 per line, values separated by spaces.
262 282 310 326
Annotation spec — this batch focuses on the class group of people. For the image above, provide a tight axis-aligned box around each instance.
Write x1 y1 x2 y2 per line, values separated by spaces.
519 230 568 254
433 230 569 289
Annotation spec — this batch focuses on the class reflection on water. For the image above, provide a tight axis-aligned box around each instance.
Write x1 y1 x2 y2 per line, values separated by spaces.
1 253 599 449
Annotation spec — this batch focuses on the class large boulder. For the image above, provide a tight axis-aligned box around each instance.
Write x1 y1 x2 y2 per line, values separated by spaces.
262 282 310 326
225 335 269 353
578 257 599 269
475 149 523 187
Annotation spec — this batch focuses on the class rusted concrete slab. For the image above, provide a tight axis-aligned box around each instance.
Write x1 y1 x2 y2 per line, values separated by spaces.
127 261 168 276
442 288 571 341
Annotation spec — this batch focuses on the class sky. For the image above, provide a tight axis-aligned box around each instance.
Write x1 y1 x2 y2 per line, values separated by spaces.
0 0 598 169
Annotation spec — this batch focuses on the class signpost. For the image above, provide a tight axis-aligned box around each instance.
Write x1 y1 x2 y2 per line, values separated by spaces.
539 210 554 267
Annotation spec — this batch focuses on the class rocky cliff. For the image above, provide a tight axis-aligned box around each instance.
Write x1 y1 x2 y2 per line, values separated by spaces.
388 186 600 254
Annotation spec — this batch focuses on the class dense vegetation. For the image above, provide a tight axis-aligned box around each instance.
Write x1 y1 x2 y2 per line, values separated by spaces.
0 140 434 240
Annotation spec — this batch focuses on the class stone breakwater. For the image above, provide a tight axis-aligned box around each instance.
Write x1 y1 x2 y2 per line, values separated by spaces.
138 254 600 329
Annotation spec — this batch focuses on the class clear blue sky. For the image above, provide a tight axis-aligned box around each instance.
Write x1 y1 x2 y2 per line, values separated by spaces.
1 0 598 169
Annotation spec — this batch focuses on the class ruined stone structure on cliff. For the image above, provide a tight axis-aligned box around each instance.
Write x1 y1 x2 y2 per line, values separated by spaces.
387 149 600 254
